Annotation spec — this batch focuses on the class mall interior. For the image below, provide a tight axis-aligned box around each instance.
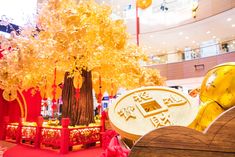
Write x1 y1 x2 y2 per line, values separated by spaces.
0 0 235 157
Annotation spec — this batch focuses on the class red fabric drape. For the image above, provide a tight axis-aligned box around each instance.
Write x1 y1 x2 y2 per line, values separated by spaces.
0 89 41 123
0 90 8 139
23 89 41 122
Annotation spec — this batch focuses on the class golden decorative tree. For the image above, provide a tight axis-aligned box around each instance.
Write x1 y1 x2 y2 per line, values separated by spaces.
0 0 164 125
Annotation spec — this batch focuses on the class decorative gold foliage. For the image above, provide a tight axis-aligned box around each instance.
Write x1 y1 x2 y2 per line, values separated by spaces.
0 0 164 96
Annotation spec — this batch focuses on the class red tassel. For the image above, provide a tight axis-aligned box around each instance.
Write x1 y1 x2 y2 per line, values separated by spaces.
75 88 80 100
98 93 103 103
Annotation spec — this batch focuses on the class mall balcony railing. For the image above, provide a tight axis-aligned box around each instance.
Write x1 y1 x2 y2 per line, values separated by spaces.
146 38 235 65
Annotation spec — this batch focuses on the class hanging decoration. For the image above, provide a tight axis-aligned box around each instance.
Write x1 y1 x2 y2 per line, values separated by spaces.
2 89 17 101
106 81 118 99
98 76 103 104
192 0 199 18
51 67 57 117
73 72 83 100
136 0 152 9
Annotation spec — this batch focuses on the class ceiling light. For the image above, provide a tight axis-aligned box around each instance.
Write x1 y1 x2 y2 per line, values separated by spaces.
162 42 166 45
212 36 216 39
192 40 195 43
232 41 235 44
150 35 154 38
185 36 189 40
206 31 211 34
232 24 235 27
178 32 183 35
227 18 232 22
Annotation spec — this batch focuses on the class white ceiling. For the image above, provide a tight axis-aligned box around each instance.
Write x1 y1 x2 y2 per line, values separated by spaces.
137 8 235 55
96 0 235 56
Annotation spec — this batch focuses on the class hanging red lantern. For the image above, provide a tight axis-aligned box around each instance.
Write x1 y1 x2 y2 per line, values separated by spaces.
98 92 103 103
136 0 152 10
51 67 57 118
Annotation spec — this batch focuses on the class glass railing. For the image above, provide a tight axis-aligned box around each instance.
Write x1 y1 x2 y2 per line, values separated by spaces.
146 38 235 65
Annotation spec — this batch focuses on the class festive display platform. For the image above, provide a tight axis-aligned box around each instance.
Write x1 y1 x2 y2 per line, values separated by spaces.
129 106 235 157
1 116 104 154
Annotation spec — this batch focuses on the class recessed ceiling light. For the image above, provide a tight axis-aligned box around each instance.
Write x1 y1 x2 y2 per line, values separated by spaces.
150 35 154 38
192 40 195 43
185 36 189 39
206 31 211 34
232 24 235 27
227 18 232 22
212 36 216 39
233 41 235 44
178 32 183 35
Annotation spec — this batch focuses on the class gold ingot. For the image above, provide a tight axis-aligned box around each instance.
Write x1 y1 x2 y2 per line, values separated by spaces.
200 62 235 109
109 86 198 141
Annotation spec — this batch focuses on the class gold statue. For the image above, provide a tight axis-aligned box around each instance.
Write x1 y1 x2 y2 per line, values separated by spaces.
190 62 235 131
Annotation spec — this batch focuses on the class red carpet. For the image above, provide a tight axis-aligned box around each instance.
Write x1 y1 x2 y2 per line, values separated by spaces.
3 145 103 157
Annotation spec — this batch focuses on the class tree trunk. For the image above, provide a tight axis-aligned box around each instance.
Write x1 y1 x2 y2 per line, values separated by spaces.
62 70 94 126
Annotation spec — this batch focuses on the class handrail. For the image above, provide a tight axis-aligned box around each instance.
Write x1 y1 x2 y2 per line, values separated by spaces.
147 38 235 65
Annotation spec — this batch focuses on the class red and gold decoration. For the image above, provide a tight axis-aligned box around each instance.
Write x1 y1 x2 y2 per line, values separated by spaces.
73 72 83 100
0 0 164 127
136 0 152 10
5 121 101 152
0 0 163 101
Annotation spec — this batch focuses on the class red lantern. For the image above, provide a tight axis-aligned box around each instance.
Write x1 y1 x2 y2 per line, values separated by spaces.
136 0 152 9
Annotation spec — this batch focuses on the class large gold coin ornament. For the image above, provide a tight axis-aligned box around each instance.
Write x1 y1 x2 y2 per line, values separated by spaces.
109 86 198 140
3 89 17 101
